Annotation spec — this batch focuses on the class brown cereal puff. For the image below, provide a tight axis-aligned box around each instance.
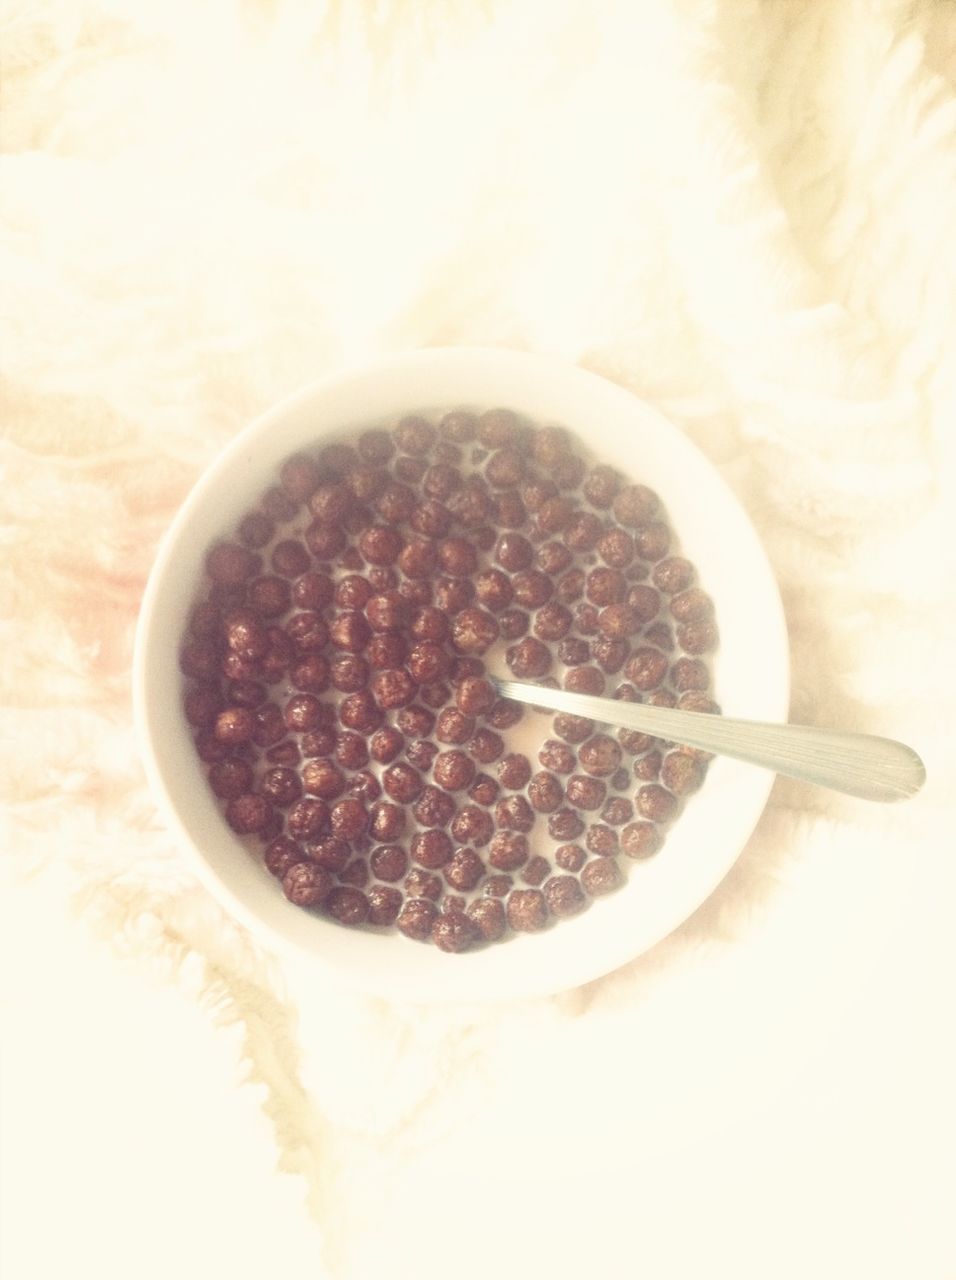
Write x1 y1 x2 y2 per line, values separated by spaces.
469 773 499 805
495 532 533 573
208 757 254 800
302 759 347 800
326 887 370 927
506 637 552 679
636 784 678 823
451 607 499 655
330 653 369 693
412 786 456 829
371 668 417 710
489 832 529 872
596 528 635 570
586 825 618 856
677 620 718 654
411 829 453 869
554 844 586 872
577 734 622 778
620 822 663 859
338 690 382 732
282 862 334 907
538 740 576 774
653 557 695 594
670 657 710 692
544 876 587 917
367 886 403 927
264 836 306 880
444 848 487 893
259 767 302 808
497 753 532 790
432 911 482 953
563 665 605 696
370 844 408 882
548 808 586 841
527 771 565 813
611 484 658 527
494 795 535 833
565 775 606 810
207 541 261 586
369 801 406 843
451 805 494 847
467 898 506 942
225 793 273 835
507 889 548 932
521 855 552 887
623 647 668 691
581 858 623 896
382 762 424 804
661 751 705 796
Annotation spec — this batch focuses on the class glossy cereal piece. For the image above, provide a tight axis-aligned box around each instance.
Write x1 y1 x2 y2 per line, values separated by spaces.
208 757 254 800
444 847 486 892
366 886 403 927
411 830 453 869
611 484 658 527
259 767 302 808
653 557 695 594
563 665 605 696
521 855 551 887
660 751 705 796
670 657 710 692
326 886 370 926
677 620 718 654
635 784 678 823
206 541 260 586
287 797 330 842
370 844 408 882
432 911 481 953
552 712 593 745
482 874 513 898
436 708 476 745
468 773 499 806
578 735 622 778
527 771 565 813
496 753 532 790
505 637 551 679
595 528 635 570
554 844 586 873
544 875 587 917
506 889 548 932
264 836 306 879
292 571 334 611
451 607 499 655
396 704 435 738
282 862 334 907
450 804 494 847
412 785 456 829
467 898 506 942
620 822 662 859
601 796 634 827
226 793 273 835
565 775 606 811
488 831 529 871
633 750 662 781
557 637 590 666
537 740 576 774
548 808 585 841
485 699 524 731
494 532 534 573
494 795 535 832
338 690 382 732
586 825 618 856
369 802 406 843
214 707 255 746
467 729 505 765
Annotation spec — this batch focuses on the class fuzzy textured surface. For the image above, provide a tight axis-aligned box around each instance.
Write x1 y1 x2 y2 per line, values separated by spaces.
3 1 956 1277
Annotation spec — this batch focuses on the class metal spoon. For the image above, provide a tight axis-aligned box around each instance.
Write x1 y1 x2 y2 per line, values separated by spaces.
491 678 925 803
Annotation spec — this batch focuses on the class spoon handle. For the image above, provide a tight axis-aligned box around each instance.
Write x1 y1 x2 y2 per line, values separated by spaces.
492 679 925 803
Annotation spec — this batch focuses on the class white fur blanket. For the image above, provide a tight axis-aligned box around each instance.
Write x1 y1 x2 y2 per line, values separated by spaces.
3 1 955 1276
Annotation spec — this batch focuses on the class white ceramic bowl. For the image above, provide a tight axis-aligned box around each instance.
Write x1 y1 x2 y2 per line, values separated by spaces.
134 347 789 1002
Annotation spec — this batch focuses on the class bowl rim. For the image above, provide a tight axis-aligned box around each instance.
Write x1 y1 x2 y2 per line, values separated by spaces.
133 346 790 1002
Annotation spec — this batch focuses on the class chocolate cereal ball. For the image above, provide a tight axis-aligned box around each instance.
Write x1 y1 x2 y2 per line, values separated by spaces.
370 844 408 881
554 844 586 873
660 751 705 796
259 767 302 808
565 775 606 810
636 784 678 823
451 805 494 847
412 786 456 829
507 889 548 932
620 822 662 859
367 886 403 927
467 898 506 942
411 829 453 869
433 750 476 792
581 858 623 896
489 832 529 871
432 911 481 953
369 801 406 842
226 793 273 834
578 735 622 777
287 800 330 842
282 862 333 907
468 773 499 805
326 887 370 927
544 876 587 917
382 762 423 804
548 808 585 841
527 771 565 813
444 847 486 892
451 607 499 655
506 637 551 679
496 753 532 790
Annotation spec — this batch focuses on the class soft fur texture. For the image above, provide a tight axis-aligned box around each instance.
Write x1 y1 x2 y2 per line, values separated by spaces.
2 1 955 1276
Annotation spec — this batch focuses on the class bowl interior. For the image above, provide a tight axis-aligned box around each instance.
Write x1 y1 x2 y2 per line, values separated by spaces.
134 348 789 1002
